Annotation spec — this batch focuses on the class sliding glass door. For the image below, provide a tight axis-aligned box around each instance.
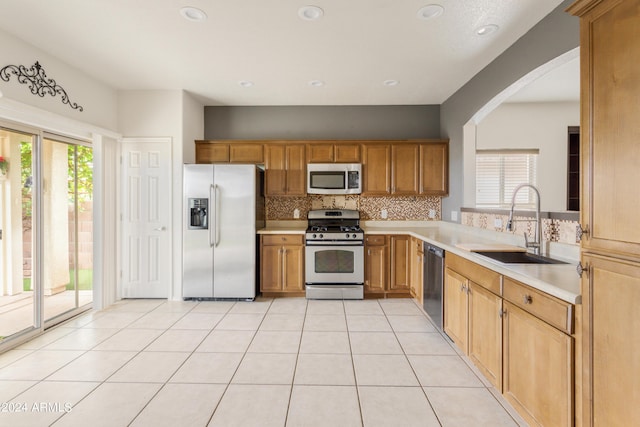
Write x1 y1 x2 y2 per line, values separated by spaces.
0 127 37 341
42 136 93 323
0 125 93 347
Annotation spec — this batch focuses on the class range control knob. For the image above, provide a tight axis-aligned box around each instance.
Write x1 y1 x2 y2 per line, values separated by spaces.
352 234 357 238
345 233 350 238
312 234 317 239
319 234 324 239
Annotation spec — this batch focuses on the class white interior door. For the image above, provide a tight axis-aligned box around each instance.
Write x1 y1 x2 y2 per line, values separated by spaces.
121 138 172 298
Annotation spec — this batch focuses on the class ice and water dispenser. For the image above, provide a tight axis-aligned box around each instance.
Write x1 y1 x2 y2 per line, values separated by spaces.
188 198 208 229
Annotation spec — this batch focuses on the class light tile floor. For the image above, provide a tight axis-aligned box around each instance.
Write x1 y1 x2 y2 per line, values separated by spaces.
0 297 529 427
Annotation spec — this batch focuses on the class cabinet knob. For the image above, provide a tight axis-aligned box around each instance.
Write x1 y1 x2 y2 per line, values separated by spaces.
523 295 532 305
576 225 589 242
576 261 590 278
499 308 507 318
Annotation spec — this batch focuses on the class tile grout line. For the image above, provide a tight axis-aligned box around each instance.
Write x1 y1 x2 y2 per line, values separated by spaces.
385 301 444 426
202 298 273 426
345 299 366 427
283 298 309 427
126 299 229 427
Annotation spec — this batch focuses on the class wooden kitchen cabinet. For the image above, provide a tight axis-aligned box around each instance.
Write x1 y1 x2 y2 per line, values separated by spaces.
443 267 469 351
362 144 391 195
195 141 264 164
566 2 640 425
389 235 411 292
570 0 640 261
196 142 229 163
419 141 448 195
578 253 640 426
307 143 361 163
260 235 304 295
364 235 388 294
265 144 306 196
502 301 573 427
391 144 419 194
468 281 503 390
444 253 503 390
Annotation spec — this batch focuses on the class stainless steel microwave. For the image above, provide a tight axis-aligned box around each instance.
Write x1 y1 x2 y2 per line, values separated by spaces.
307 163 362 195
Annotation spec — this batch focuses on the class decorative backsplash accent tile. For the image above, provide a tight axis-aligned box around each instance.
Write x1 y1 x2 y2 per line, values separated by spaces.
461 211 580 246
359 196 441 220
266 195 441 221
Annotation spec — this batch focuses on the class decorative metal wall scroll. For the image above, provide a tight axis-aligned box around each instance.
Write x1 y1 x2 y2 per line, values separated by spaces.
0 61 84 111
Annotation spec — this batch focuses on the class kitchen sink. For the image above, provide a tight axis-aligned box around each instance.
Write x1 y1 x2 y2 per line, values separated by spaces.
475 251 567 265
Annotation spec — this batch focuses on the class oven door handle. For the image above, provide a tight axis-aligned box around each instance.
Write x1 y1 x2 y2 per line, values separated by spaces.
305 241 364 246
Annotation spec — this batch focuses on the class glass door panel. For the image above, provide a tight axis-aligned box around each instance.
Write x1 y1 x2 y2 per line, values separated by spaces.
0 128 37 342
42 138 93 324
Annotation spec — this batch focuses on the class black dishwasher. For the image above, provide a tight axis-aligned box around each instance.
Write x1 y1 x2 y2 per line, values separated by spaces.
423 243 445 330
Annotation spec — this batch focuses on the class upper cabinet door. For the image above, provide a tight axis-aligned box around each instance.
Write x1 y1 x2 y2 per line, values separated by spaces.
573 0 640 260
420 142 449 196
334 144 361 163
285 144 306 196
265 144 287 195
195 142 230 163
307 144 334 163
362 144 391 195
391 144 419 194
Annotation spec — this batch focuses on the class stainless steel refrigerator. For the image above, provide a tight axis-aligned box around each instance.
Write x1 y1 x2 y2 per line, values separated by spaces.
183 164 264 299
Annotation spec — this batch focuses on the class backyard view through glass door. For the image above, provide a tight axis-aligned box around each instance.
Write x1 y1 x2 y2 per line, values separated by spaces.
42 137 93 323
0 128 37 341
0 128 93 346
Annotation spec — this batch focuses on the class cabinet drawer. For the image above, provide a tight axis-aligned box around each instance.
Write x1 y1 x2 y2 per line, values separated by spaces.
446 253 501 295
503 278 573 334
262 235 304 246
365 235 387 246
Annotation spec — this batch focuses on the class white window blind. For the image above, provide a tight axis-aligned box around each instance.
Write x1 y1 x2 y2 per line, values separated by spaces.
476 150 538 208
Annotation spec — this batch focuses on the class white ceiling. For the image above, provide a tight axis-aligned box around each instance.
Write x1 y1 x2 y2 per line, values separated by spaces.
0 0 567 106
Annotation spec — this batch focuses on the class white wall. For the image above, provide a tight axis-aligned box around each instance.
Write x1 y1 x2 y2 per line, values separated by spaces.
118 90 203 300
475 101 579 211
0 29 118 131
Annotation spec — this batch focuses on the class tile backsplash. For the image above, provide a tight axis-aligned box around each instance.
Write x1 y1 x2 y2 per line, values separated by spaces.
461 210 580 246
266 195 441 221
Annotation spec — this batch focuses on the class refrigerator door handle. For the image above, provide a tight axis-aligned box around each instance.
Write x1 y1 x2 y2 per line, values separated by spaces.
214 184 221 247
209 184 215 247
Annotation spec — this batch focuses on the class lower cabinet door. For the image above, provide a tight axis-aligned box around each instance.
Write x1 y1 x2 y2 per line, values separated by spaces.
261 245 283 291
468 282 502 391
282 245 304 291
443 267 468 352
503 301 573 427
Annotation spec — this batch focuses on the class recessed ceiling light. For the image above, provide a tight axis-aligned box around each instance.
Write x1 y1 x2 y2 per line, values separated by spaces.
238 80 254 88
308 80 325 87
383 80 399 86
179 6 207 22
417 4 444 20
298 6 324 21
476 24 499 36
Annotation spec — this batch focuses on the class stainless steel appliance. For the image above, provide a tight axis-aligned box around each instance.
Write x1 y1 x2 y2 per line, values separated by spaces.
305 209 364 299
307 163 361 195
423 242 445 330
183 164 265 299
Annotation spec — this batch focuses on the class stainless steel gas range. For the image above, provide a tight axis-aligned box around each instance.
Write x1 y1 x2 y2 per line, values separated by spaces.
305 209 364 300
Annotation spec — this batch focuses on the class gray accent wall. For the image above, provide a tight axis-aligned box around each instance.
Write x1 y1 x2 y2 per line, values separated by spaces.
204 105 440 140
440 0 579 222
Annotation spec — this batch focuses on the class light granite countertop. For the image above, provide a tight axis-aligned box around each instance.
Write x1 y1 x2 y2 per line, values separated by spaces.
258 220 581 304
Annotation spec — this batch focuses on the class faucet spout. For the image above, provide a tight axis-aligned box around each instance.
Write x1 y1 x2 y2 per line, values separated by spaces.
507 184 542 255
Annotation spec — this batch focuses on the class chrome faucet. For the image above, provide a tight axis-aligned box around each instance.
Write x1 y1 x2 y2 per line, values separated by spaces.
506 183 542 255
